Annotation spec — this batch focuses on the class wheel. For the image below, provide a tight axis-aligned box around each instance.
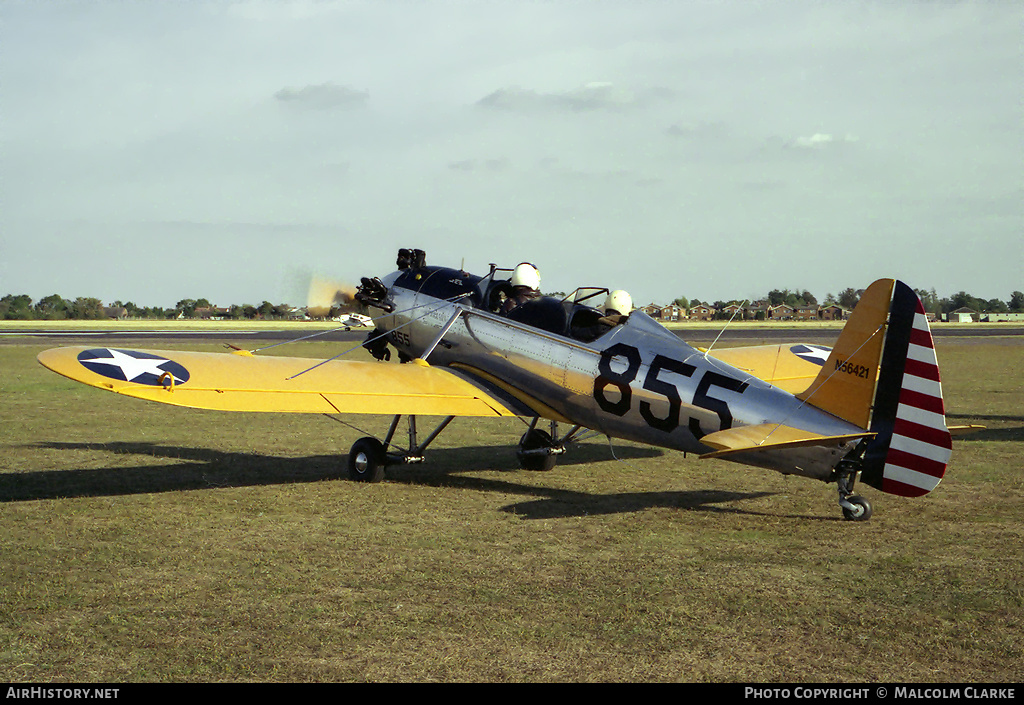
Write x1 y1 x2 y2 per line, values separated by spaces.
349 437 387 482
841 495 873 521
516 429 557 472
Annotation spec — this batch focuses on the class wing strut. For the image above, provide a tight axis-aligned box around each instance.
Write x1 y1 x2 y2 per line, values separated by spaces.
419 308 466 362
383 414 456 465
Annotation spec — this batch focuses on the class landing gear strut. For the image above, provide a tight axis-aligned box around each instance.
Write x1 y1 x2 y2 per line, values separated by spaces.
346 415 590 481
515 419 585 472
832 439 873 521
347 414 455 482
516 428 558 472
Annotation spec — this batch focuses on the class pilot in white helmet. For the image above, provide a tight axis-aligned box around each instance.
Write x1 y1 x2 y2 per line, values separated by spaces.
570 288 633 341
501 262 541 313
511 262 541 290
603 290 633 319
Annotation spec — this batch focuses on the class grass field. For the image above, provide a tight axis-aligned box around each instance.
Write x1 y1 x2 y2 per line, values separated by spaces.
1 332 1021 682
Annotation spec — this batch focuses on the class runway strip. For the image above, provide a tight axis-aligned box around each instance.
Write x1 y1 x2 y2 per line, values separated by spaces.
2 325 1021 346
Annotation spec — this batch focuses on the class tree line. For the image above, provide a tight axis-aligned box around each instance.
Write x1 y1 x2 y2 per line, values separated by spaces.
672 288 1024 319
0 294 302 321
3 287 1022 321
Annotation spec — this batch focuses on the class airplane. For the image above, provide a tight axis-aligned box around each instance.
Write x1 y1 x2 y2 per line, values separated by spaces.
37 248 971 521
331 312 372 327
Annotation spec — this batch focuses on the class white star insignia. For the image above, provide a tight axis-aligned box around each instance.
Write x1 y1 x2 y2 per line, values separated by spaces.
84 349 183 383
804 347 831 363
794 345 831 364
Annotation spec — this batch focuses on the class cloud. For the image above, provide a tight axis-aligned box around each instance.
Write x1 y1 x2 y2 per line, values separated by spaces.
785 133 859 150
3 2 1018 306
476 82 664 112
273 82 369 110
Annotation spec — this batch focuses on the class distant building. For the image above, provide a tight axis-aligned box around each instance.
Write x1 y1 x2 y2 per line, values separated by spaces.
794 305 819 320
719 303 744 319
641 303 662 318
643 299 862 323
662 304 683 321
983 312 1024 322
690 304 716 321
194 306 231 320
745 302 770 320
641 303 684 321
769 303 795 320
949 307 978 323
817 304 848 321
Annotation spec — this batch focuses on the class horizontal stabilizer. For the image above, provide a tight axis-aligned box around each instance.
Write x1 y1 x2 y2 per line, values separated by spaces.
707 343 830 393
698 423 874 459
948 424 986 436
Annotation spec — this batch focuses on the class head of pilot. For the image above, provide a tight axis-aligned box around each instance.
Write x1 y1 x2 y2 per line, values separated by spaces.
603 290 633 317
511 262 541 292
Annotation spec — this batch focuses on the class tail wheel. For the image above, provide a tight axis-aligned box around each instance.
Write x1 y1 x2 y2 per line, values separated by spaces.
516 429 557 472
349 437 387 482
841 495 873 521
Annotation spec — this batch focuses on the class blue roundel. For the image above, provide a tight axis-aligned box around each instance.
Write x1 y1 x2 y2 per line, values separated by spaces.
789 344 831 366
77 348 190 386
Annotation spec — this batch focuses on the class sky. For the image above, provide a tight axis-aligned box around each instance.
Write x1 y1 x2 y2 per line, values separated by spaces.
2 0 1020 309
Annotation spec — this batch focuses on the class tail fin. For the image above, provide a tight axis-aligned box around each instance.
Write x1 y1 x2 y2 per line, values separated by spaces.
798 279 952 497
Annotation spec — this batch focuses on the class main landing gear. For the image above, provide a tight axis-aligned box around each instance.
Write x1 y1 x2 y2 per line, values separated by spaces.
348 414 455 482
346 415 586 481
515 418 585 472
831 439 873 522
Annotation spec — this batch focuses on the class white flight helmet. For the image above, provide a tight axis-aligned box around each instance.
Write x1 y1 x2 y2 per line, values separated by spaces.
511 262 541 290
604 290 633 316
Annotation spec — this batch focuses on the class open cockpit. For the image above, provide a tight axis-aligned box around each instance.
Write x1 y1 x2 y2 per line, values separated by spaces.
357 249 640 346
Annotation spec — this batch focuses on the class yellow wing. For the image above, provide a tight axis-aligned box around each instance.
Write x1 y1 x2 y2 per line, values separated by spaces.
706 343 831 393
37 346 528 418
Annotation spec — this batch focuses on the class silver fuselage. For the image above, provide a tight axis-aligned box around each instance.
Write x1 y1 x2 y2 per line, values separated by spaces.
372 267 863 481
